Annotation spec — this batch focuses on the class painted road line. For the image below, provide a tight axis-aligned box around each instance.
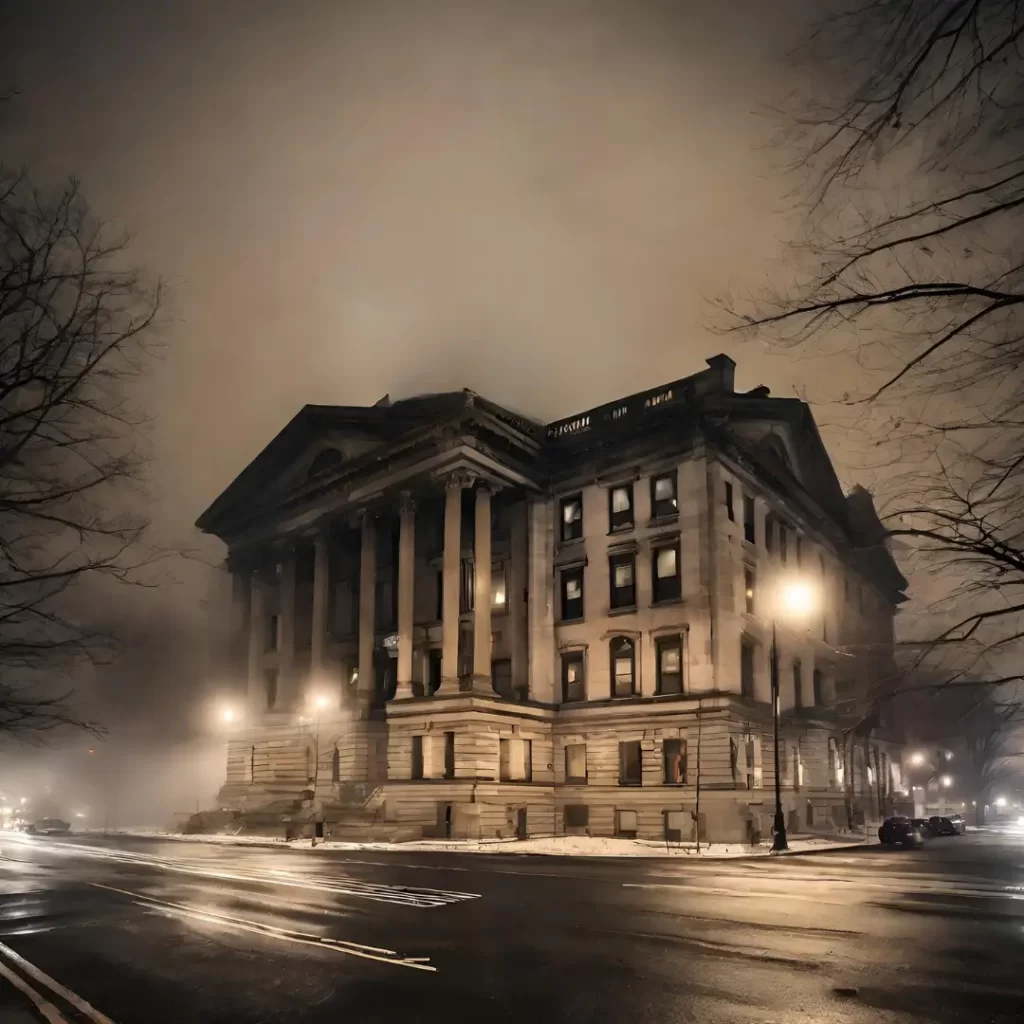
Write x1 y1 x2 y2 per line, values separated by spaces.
0 939 115 1023
89 882 438 973
20 838 479 908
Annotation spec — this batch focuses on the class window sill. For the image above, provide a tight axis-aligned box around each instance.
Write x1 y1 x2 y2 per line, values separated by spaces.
607 524 635 536
559 616 585 626
649 513 679 528
618 781 643 787
651 596 683 608
607 605 636 617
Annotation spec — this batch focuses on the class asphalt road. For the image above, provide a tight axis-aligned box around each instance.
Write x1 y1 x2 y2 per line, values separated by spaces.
0 829 1021 1023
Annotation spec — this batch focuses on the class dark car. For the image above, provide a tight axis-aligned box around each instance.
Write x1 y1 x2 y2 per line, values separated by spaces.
878 816 926 848
927 815 963 836
26 817 71 835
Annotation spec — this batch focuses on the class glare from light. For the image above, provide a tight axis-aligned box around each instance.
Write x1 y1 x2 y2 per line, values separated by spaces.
910 752 925 766
308 692 331 711
945 751 953 760
940 775 953 788
778 581 818 619
74 812 86 819
19 797 27 805
222 707 237 723
995 796 1008 808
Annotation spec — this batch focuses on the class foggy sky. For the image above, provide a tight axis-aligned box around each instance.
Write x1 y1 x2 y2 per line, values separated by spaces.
1 0 857 813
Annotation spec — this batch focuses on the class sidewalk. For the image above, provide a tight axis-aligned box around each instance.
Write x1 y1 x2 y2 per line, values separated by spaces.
87 828 877 859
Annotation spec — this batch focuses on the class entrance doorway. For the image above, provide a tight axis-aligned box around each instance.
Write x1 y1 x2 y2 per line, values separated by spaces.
516 807 528 840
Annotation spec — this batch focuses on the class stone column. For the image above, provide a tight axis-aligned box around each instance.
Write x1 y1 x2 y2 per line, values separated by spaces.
247 573 267 712
508 501 528 696
357 513 376 713
310 532 330 682
527 498 556 703
472 484 492 691
396 494 416 699
441 472 469 691
278 549 297 708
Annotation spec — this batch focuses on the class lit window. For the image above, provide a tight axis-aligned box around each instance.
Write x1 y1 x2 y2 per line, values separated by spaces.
560 494 583 542
744 567 755 614
610 636 635 697
609 553 636 609
561 567 584 621
653 543 681 602
743 494 755 544
656 636 683 695
609 484 634 532
491 563 507 610
561 651 585 702
651 473 678 518
663 738 687 784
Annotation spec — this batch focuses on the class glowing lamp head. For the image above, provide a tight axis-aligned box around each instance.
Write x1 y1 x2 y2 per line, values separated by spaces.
222 707 237 724
995 796 1008 808
910 752 925 766
309 693 331 711
778 580 817 619
940 775 953 788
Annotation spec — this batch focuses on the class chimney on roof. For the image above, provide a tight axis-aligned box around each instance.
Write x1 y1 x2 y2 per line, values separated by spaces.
705 354 736 393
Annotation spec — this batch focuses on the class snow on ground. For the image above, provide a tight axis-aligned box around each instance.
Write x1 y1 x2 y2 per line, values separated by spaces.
87 829 874 858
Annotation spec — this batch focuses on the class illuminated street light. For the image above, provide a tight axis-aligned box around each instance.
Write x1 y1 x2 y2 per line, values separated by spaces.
19 797 27 805
910 752 925 766
940 775 953 788
769 576 819 854
995 796 1008 808
310 693 331 711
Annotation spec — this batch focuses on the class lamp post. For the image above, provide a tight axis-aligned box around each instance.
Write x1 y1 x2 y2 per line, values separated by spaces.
770 620 787 852
307 692 331 847
770 580 818 854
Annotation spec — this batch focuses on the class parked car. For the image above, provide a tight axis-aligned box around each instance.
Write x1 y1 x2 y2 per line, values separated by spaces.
927 815 964 836
26 818 71 835
878 816 926 848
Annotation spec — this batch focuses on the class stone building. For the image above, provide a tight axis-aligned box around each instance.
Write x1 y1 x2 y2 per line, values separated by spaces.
197 354 909 843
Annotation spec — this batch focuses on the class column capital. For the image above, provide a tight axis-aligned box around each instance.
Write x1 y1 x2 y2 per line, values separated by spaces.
446 469 475 491
398 490 416 515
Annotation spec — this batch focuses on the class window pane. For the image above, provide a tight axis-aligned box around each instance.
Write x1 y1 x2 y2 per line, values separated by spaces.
491 565 507 608
611 486 631 513
614 656 632 682
563 500 580 524
566 576 582 600
567 663 579 683
656 547 677 578
614 562 634 588
660 645 681 673
654 476 675 500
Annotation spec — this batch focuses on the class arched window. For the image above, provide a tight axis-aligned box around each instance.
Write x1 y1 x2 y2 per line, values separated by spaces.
307 448 343 478
610 636 635 697
331 746 340 783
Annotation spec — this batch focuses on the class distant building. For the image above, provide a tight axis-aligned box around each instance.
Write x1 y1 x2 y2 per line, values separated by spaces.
197 355 909 843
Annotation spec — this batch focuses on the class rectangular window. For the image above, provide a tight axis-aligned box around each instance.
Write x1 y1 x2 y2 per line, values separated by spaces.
492 657 512 699
779 523 788 564
793 659 803 708
795 535 803 566
651 472 678 519
524 739 533 782
610 637 636 697
663 738 688 784
426 648 443 695
564 804 589 829
434 569 444 620
565 743 588 783
656 636 683 695
813 668 824 706
614 809 638 839
743 494 756 544
560 566 584 621
740 639 756 698
765 515 775 555
460 558 474 613
499 738 511 781
561 651 585 702
609 553 636 609
411 735 424 780
443 731 455 779
724 481 735 521
267 614 279 652
653 543 681 602
744 567 755 614
491 563 507 611
560 494 583 542
264 668 278 710
619 741 643 786
608 483 634 532
744 734 762 789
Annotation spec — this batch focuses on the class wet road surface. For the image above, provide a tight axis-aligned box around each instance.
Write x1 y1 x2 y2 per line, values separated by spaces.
0 829 1021 1022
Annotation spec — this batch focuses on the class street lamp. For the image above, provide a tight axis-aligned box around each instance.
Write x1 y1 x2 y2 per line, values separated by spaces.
305 691 332 847
910 751 925 766
770 579 818 853
941 775 953 788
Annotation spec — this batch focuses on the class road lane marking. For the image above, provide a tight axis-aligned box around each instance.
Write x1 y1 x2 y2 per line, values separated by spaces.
89 882 438 973
0 938 116 1023
11 837 480 908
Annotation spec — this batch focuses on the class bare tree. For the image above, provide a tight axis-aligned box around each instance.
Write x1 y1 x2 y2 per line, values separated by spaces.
0 170 162 739
729 0 1024 679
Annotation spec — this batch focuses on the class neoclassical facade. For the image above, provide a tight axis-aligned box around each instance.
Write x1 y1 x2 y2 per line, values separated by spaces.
199 355 909 842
